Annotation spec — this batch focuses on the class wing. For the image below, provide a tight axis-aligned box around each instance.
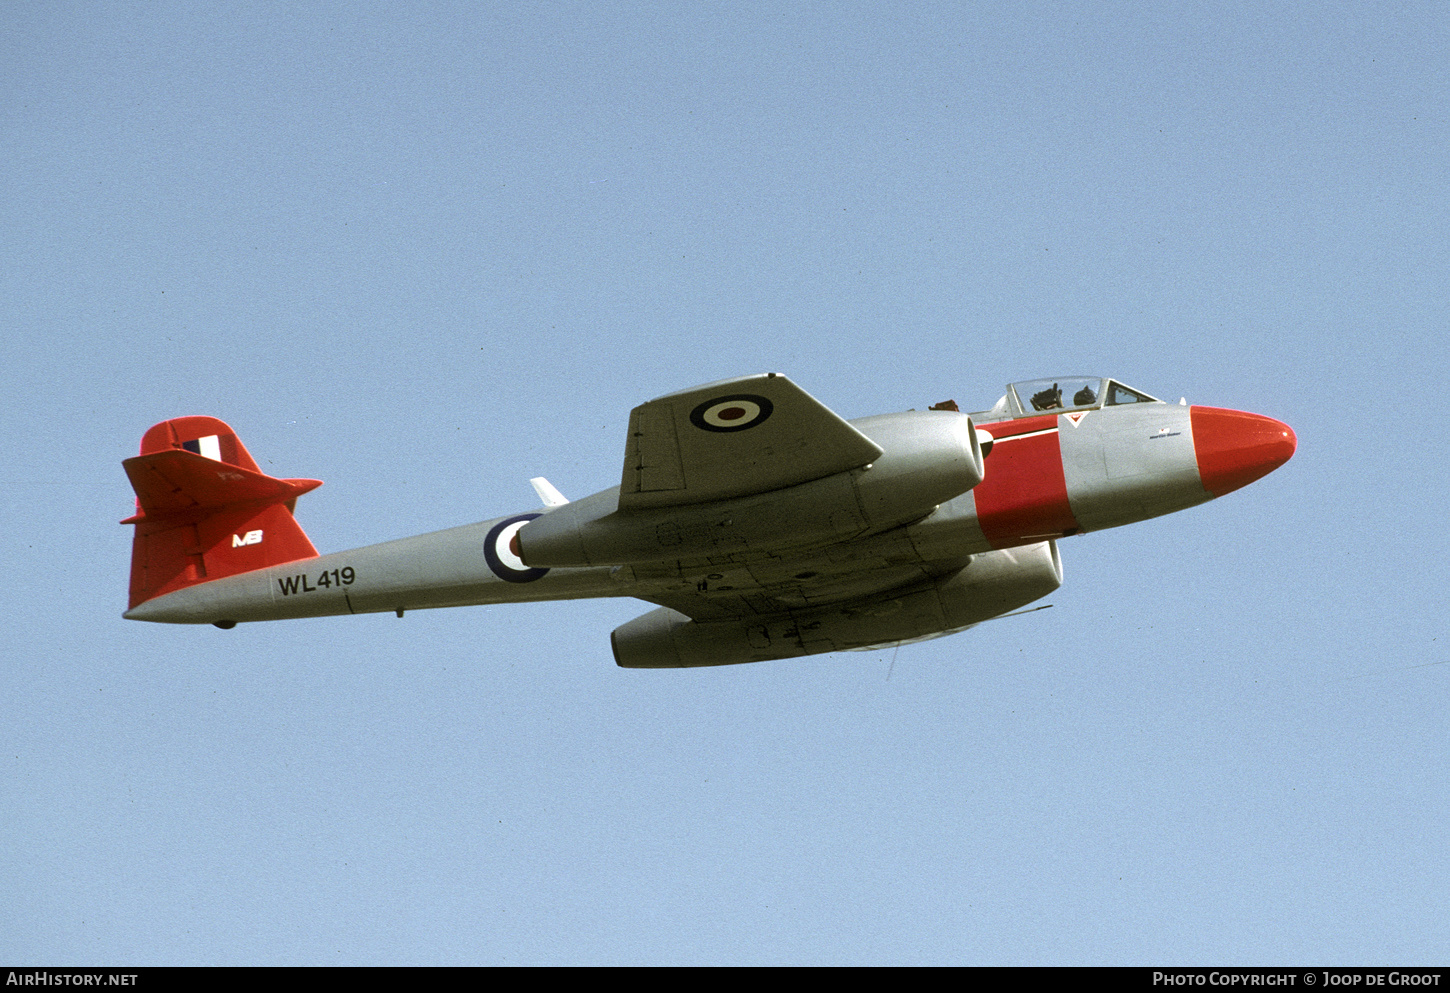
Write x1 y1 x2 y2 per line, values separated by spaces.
637 565 940 622
618 373 883 511
620 540 970 623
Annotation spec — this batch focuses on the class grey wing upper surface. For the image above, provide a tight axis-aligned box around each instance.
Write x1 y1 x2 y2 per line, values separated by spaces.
618 373 883 510
614 374 955 623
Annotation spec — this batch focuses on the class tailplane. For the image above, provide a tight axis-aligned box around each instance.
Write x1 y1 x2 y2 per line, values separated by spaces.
123 416 322 609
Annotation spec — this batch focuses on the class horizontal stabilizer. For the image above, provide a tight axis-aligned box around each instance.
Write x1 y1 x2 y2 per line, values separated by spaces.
123 449 321 521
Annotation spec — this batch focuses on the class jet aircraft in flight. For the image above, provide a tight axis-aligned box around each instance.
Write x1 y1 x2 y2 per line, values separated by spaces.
121 374 1295 667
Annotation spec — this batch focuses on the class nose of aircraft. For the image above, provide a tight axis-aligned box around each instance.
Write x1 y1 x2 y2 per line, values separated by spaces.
1190 406 1297 497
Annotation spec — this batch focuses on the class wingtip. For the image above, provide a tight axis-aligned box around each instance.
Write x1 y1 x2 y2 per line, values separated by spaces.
529 477 569 508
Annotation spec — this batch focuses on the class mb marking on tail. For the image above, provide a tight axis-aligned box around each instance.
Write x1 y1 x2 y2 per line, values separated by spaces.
122 416 322 613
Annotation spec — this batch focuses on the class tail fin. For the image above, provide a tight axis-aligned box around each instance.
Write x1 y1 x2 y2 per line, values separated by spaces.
123 416 322 609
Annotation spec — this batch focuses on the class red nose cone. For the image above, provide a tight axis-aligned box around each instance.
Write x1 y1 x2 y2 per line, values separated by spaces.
1191 406 1297 497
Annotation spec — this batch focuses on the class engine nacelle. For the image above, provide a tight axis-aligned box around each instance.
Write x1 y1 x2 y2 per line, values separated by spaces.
520 410 984 568
612 540 1062 668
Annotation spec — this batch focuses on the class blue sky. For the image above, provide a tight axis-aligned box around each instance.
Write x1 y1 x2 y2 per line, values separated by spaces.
3 1 1447 964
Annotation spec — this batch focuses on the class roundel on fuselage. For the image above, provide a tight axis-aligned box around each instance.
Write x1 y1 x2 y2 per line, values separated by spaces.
689 394 774 433
485 514 549 583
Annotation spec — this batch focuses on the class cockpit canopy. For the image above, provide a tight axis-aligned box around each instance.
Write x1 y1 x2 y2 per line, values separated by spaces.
981 378 1162 420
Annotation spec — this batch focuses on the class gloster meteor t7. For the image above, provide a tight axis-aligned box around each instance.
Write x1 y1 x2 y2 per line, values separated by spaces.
121 374 1295 667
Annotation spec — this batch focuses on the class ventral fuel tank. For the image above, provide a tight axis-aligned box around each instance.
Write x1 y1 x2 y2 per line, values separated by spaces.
611 540 1063 668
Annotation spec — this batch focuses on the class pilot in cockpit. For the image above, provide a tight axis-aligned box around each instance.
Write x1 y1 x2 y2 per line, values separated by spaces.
1030 384 1062 410
1073 384 1097 407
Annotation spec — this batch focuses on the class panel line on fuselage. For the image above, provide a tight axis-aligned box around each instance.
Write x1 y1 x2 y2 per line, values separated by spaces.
989 427 1058 443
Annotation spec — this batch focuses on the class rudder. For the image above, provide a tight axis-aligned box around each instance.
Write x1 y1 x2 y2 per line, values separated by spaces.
123 416 322 609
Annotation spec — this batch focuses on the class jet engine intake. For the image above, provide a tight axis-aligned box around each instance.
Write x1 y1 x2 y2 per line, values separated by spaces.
847 410 985 531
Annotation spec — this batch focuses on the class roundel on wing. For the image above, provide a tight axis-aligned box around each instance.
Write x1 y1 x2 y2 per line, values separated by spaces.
484 514 549 583
689 394 774 433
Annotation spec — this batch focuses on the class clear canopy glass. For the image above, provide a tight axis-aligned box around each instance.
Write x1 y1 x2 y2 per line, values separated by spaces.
1007 378 1159 415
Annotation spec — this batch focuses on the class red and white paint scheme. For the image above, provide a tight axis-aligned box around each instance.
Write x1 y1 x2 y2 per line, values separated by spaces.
121 374 1294 666
921 378 1297 553
122 416 321 612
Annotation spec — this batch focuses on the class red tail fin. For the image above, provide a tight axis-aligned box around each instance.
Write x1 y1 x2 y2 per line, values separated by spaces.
123 416 322 608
